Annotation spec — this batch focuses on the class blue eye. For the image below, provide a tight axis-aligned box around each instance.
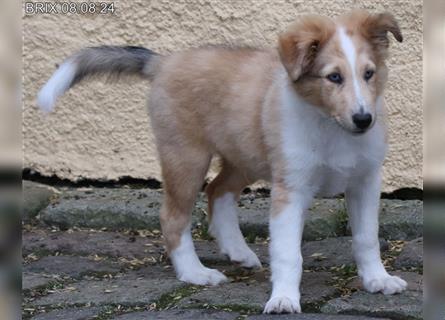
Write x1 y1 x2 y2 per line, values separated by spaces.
364 69 374 81
327 72 343 84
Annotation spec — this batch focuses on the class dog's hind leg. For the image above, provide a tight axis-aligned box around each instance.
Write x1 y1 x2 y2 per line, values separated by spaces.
205 162 261 268
159 145 227 286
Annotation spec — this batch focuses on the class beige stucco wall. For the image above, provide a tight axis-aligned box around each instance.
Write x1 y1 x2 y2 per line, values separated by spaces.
23 0 422 192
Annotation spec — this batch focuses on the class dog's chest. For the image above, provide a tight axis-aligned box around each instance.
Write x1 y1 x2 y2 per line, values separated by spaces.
310 139 367 196
281 118 386 196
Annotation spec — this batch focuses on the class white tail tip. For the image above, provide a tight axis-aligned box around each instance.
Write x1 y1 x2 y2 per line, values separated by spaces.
37 60 77 113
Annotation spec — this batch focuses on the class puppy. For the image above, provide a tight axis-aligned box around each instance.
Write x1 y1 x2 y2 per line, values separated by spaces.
37 10 406 314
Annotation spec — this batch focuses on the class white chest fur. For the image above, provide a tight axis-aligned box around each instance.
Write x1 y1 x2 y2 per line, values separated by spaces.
279 83 387 197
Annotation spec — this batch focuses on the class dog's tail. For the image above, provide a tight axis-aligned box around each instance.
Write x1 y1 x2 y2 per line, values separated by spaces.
37 45 160 112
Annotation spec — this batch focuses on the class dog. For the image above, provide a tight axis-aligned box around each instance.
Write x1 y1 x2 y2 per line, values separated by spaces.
37 9 406 314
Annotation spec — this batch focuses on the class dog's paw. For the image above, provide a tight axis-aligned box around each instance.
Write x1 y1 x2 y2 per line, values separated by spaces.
363 274 407 295
263 296 301 314
178 267 228 286
225 246 262 269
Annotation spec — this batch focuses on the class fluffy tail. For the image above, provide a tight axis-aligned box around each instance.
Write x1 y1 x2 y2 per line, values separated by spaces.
37 45 160 112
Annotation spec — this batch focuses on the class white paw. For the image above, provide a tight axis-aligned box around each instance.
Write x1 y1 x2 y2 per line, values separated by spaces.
263 296 301 314
178 267 228 286
363 274 407 295
223 246 262 269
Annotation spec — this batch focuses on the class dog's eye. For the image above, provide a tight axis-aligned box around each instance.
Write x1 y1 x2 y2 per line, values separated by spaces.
327 72 343 84
364 70 374 81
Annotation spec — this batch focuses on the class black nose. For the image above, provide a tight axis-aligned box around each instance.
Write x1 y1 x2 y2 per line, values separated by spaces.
352 113 372 130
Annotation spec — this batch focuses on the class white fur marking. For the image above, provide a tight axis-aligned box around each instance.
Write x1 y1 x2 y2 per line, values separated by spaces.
37 60 77 113
170 225 227 286
209 193 261 268
264 194 308 314
346 170 407 295
338 28 365 110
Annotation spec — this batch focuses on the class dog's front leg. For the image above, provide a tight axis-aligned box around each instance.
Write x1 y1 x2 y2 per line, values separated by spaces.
264 184 312 314
346 168 407 294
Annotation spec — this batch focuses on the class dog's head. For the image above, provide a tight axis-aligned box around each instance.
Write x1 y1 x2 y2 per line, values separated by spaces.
278 10 403 134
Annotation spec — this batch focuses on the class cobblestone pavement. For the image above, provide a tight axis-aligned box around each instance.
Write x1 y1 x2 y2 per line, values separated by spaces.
23 182 423 319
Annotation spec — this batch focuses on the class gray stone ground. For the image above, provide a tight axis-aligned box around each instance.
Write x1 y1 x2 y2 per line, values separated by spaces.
23 182 423 320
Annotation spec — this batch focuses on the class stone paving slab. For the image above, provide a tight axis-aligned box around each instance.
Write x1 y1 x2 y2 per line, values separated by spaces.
239 198 347 241
38 188 165 231
248 314 391 320
24 228 261 266
182 236 388 270
32 267 185 307
305 200 348 241
301 237 388 270
239 198 422 241
320 290 422 320
22 226 424 320
23 272 59 292
378 200 423 240
30 307 103 320
111 309 239 320
23 181 58 222
23 229 165 260
177 280 269 311
29 185 422 241
178 272 337 312
394 237 423 269
23 229 400 273
24 255 122 279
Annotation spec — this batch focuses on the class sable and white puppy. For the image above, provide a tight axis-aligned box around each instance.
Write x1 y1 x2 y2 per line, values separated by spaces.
37 10 406 314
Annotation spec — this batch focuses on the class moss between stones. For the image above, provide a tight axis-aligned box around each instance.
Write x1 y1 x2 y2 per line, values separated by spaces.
211 304 261 314
154 285 202 310
94 304 147 320
337 204 349 236
22 302 94 320
400 265 423 273
302 301 327 313
22 304 64 320
23 248 54 261
23 279 67 298
328 264 359 298
184 303 261 315
244 232 257 244
192 223 213 241
22 280 71 319
382 240 407 271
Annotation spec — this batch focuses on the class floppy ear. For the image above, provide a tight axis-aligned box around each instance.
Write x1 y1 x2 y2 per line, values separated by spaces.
361 12 403 53
278 15 335 81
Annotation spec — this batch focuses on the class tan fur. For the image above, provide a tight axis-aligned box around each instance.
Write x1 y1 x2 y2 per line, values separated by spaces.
146 11 402 252
150 48 280 251
270 180 290 218
159 146 211 252
278 15 336 81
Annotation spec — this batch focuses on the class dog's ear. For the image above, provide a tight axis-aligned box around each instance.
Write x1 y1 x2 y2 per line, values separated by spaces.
278 15 335 81
360 12 403 57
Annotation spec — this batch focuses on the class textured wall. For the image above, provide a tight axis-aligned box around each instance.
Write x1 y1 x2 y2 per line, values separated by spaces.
23 0 422 191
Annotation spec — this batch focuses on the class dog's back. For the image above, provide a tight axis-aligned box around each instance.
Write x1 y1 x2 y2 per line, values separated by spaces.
148 47 280 177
